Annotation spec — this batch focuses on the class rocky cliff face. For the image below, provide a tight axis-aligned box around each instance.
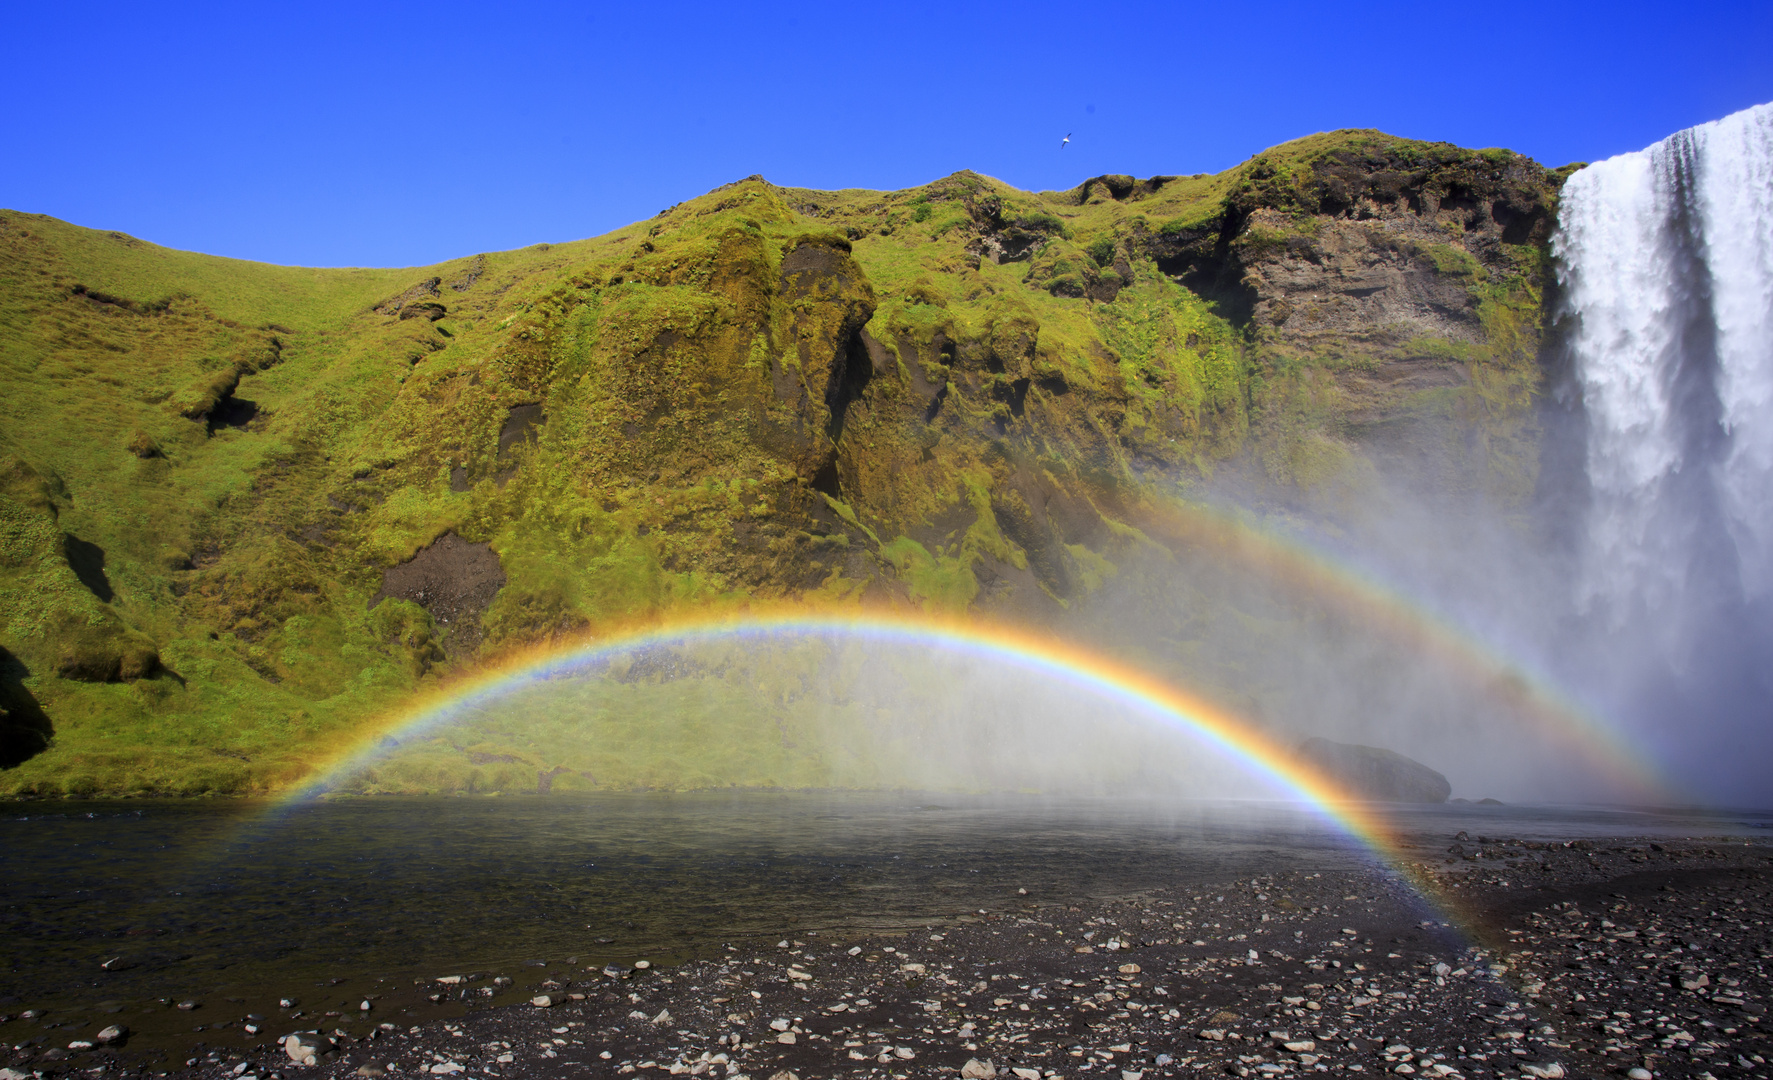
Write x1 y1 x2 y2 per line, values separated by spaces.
0 128 1570 794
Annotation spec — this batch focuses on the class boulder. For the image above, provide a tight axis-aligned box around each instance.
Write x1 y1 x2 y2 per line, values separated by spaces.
1296 737 1451 803
283 1033 335 1065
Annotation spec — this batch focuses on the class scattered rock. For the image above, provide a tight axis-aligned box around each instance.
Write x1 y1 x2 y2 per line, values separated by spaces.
961 1059 997 1080
94 1023 128 1045
529 995 553 1008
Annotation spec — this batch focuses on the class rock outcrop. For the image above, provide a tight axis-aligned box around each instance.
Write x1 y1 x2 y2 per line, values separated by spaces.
1296 736 1452 803
0 125 1571 794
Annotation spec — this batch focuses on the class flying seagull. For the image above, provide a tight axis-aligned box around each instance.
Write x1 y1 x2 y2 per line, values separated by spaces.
1060 133 1071 149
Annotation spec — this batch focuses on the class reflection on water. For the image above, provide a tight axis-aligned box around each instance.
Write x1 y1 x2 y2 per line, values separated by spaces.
2 793 1764 1014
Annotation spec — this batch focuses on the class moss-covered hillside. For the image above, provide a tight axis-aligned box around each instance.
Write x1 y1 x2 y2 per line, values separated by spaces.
0 129 1569 796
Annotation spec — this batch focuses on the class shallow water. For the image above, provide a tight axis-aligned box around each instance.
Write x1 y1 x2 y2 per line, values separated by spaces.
1 793 1764 1021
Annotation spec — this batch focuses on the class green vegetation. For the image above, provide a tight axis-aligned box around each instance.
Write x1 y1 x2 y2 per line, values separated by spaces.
0 126 1568 796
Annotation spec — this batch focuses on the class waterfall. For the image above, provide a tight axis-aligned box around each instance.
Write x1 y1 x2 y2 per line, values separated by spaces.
1556 103 1773 624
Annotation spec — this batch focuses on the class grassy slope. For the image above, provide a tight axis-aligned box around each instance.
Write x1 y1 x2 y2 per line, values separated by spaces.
0 129 1564 796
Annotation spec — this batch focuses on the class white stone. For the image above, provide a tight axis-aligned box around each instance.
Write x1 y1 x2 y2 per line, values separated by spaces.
961 1059 996 1080
284 1034 335 1065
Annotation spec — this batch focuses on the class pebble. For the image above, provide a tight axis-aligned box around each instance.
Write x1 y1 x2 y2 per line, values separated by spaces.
94 1024 127 1045
528 995 553 1008
4 834 1764 1080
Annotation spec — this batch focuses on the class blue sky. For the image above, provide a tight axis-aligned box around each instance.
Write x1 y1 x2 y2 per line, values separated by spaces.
7 0 1770 268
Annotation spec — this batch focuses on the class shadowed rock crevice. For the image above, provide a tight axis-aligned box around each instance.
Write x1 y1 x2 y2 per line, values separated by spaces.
0 646 52 768
62 533 113 602
371 533 506 656
497 404 545 460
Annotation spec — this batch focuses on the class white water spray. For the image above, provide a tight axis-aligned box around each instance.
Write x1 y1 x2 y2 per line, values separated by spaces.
1556 103 1773 619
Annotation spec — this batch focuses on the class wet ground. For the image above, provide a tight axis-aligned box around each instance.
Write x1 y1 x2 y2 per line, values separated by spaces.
3 798 1769 1080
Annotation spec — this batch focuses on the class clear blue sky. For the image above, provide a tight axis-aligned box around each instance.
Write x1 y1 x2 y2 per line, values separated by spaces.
6 0 1770 268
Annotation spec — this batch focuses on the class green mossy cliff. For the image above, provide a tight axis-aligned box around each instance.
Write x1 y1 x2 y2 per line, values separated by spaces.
0 129 1570 795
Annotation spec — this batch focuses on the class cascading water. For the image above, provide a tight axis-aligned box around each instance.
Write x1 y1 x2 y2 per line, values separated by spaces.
1554 102 1773 798
1557 102 1773 619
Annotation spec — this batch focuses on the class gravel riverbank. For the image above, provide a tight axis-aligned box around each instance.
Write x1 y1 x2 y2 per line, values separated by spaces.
5 834 1768 1080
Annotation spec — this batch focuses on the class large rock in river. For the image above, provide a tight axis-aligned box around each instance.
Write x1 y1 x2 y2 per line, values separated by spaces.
1296 737 1451 803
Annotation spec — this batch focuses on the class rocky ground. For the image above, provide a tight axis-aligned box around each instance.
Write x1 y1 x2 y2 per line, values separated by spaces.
4 835 1768 1080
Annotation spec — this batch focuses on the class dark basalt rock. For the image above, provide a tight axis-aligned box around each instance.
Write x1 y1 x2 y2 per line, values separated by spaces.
371 533 506 655
1296 735 1451 802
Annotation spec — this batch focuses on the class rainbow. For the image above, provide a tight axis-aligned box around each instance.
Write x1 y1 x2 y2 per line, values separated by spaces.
283 608 1642 851
1130 496 1663 799
271 605 1676 941
289 609 1408 837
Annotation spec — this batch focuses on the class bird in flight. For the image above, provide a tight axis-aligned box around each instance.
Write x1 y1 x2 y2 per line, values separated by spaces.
1060 133 1071 149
